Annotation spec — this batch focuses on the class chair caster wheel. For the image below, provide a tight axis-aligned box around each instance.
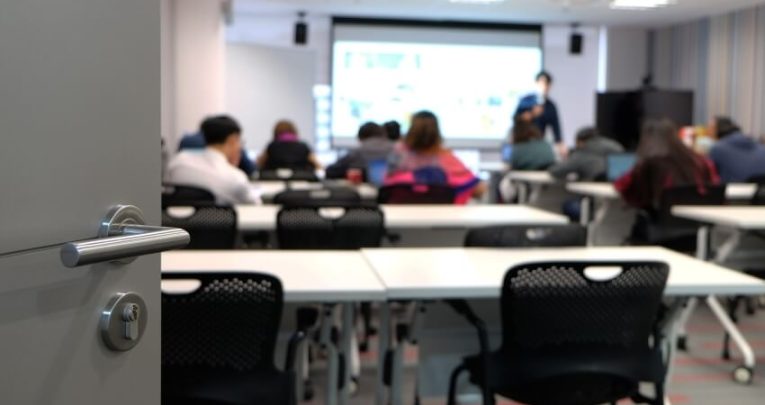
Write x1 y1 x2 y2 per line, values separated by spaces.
733 366 754 385
676 336 688 351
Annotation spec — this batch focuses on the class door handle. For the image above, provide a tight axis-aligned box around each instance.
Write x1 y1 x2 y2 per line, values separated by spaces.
61 205 190 268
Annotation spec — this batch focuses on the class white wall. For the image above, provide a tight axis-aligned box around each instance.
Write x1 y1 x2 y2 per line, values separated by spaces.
542 25 602 146
225 44 317 152
227 14 332 85
162 0 227 150
605 28 649 90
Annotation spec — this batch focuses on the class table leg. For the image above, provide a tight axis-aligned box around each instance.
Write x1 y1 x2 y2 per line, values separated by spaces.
376 302 391 405
339 302 353 405
320 304 339 405
696 225 710 260
706 296 756 372
516 182 528 204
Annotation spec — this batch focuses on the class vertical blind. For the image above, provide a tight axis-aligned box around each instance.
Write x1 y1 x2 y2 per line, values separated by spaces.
652 4 765 138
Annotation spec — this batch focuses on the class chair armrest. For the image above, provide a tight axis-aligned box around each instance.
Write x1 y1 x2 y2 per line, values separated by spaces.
445 299 492 401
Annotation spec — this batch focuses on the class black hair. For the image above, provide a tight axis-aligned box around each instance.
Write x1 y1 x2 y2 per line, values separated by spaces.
536 71 553 84
357 122 386 141
575 127 600 142
383 121 402 141
715 116 740 139
200 115 241 145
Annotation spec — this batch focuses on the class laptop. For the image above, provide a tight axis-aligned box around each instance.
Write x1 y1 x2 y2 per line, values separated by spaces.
606 153 637 182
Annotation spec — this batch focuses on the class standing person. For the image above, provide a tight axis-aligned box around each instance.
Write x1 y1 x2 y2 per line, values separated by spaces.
166 115 261 205
515 71 566 157
708 116 765 183
256 120 321 171
384 110 486 204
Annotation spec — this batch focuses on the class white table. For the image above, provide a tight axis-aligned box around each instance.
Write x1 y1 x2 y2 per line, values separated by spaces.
505 171 556 204
363 247 765 404
233 204 569 232
254 180 378 202
566 182 758 245
162 251 386 405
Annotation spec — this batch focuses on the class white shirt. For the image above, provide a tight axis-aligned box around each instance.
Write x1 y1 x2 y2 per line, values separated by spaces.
165 148 261 205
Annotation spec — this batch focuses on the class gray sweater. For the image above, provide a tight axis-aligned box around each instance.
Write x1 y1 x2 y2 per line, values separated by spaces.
549 136 624 181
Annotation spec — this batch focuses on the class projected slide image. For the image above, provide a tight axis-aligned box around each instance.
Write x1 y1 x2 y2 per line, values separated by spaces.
331 41 542 142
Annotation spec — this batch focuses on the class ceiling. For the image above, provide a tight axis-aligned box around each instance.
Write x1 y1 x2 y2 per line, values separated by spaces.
234 0 765 27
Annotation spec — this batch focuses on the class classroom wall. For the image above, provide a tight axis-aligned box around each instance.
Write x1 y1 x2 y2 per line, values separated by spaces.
225 44 317 152
227 16 604 147
162 0 227 150
604 28 649 91
542 25 602 145
652 4 765 138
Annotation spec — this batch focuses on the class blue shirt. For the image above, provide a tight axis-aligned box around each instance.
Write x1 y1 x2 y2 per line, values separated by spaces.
709 132 765 183
178 132 256 176
515 94 563 143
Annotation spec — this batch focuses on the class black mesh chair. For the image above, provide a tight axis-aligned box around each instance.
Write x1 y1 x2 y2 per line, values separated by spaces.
276 206 385 250
630 184 726 252
447 261 670 405
748 175 765 205
162 272 308 405
378 183 455 204
465 225 587 248
162 206 238 249
162 184 216 208
273 187 362 208
259 169 319 182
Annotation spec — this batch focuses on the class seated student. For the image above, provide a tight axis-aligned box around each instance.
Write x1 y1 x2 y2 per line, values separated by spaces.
383 120 402 142
177 130 256 176
708 116 765 182
326 122 393 179
166 115 261 205
384 111 486 204
549 127 624 181
509 115 556 171
615 118 719 210
256 120 321 171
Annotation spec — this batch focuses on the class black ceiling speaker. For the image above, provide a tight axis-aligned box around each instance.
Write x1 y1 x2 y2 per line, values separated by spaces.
570 32 583 55
295 12 308 45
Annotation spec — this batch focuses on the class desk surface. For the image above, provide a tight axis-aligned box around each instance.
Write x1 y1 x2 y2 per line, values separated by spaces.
567 182 755 201
254 181 378 200
672 205 765 230
234 204 569 231
362 247 765 300
506 171 556 184
162 250 386 302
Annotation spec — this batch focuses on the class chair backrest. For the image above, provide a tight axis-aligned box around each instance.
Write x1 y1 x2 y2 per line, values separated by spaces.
277 206 384 249
162 206 237 249
273 187 362 208
258 168 319 182
464 225 587 248
162 184 216 207
748 175 765 205
162 272 283 373
657 184 726 226
378 183 455 204
501 261 668 352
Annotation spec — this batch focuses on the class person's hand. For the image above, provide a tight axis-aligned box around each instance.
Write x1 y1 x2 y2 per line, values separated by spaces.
532 105 545 118
556 143 569 159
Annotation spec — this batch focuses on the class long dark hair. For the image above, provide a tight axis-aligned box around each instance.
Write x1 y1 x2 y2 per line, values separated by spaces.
511 117 543 145
635 119 712 201
405 111 442 153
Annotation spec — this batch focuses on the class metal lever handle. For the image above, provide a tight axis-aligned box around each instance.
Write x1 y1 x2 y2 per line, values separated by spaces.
61 205 190 268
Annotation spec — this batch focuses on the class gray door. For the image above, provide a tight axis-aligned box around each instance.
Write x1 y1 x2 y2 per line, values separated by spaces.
0 0 166 403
